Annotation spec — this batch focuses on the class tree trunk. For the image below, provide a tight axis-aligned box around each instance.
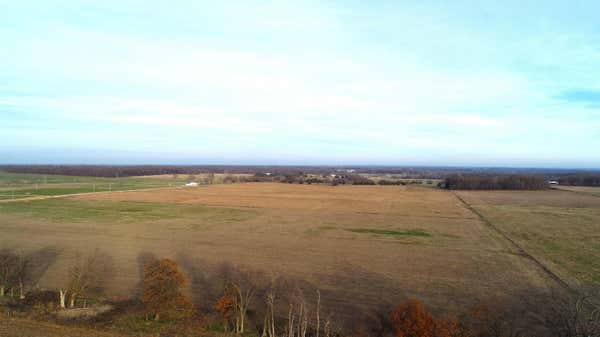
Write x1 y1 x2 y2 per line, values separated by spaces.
0 285 4 297
154 313 160 321
240 309 245 333
262 314 268 337
316 290 321 337
288 304 295 337
69 293 76 308
19 282 24 299
59 290 66 309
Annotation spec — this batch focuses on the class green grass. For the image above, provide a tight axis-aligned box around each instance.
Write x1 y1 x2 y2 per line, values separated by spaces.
345 227 431 237
476 204 600 284
0 171 189 199
0 198 255 224
317 225 431 239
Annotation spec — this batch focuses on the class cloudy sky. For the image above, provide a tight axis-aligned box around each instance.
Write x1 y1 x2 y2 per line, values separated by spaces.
1 1 599 167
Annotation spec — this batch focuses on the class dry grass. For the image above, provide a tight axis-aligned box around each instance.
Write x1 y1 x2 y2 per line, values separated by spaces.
457 190 600 284
0 183 562 322
455 189 600 208
552 185 600 197
0 317 126 337
75 183 472 218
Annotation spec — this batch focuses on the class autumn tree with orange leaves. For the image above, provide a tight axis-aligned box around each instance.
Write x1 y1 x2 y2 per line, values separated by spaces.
214 294 236 332
142 258 191 321
435 315 472 337
390 299 436 337
390 299 472 337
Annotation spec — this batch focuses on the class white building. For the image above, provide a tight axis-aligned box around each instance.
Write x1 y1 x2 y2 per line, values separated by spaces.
185 182 199 187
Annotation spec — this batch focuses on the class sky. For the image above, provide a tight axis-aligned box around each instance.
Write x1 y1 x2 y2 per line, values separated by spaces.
1 1 599 167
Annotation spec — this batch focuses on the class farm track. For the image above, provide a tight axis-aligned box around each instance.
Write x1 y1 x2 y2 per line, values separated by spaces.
453 192 575 293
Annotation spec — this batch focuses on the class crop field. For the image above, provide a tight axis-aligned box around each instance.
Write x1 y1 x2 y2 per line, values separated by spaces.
0 178 579 322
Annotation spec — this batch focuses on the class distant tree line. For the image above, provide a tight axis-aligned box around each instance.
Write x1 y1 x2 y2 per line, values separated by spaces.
6 165 594 180
0 165 261 178
443 174 548 190
557 174 600 186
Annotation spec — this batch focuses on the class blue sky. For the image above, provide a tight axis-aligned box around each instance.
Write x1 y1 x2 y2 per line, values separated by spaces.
1 1 599 167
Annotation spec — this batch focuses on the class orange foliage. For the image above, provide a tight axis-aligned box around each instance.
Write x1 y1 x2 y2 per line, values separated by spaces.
214 294 235 331
141 258 190 320
435 315 472 337
214 294 235 318
390 299 436 337
390 299 472 337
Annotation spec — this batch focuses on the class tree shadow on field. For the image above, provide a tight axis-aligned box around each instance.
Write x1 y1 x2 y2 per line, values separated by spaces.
134 251 156 297
174 253 392 333
27 246 60 289
176 254 224 311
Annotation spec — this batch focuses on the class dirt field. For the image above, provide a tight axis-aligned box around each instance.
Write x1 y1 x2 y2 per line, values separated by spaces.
0 183 568 322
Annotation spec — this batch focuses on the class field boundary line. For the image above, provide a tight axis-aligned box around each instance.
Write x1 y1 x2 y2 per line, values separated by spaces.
452 192 575 293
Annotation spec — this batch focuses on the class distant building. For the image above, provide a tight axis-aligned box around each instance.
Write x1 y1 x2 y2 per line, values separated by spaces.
185 182 199 187
548 180 559 185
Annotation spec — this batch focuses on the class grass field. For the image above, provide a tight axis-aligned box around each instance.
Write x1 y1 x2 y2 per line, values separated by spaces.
457 189 600 284
0 171 187 200
0 182 570 322
553 185 600 198
0 171 251 200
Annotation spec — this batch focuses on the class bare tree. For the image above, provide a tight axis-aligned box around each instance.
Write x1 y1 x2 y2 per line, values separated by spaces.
13 250 31 299
229 278 256 333
283 288 324 337
529 290 600 337
262 291 276 337
316 290 321 337
0 249 17 297
65 249 113 308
